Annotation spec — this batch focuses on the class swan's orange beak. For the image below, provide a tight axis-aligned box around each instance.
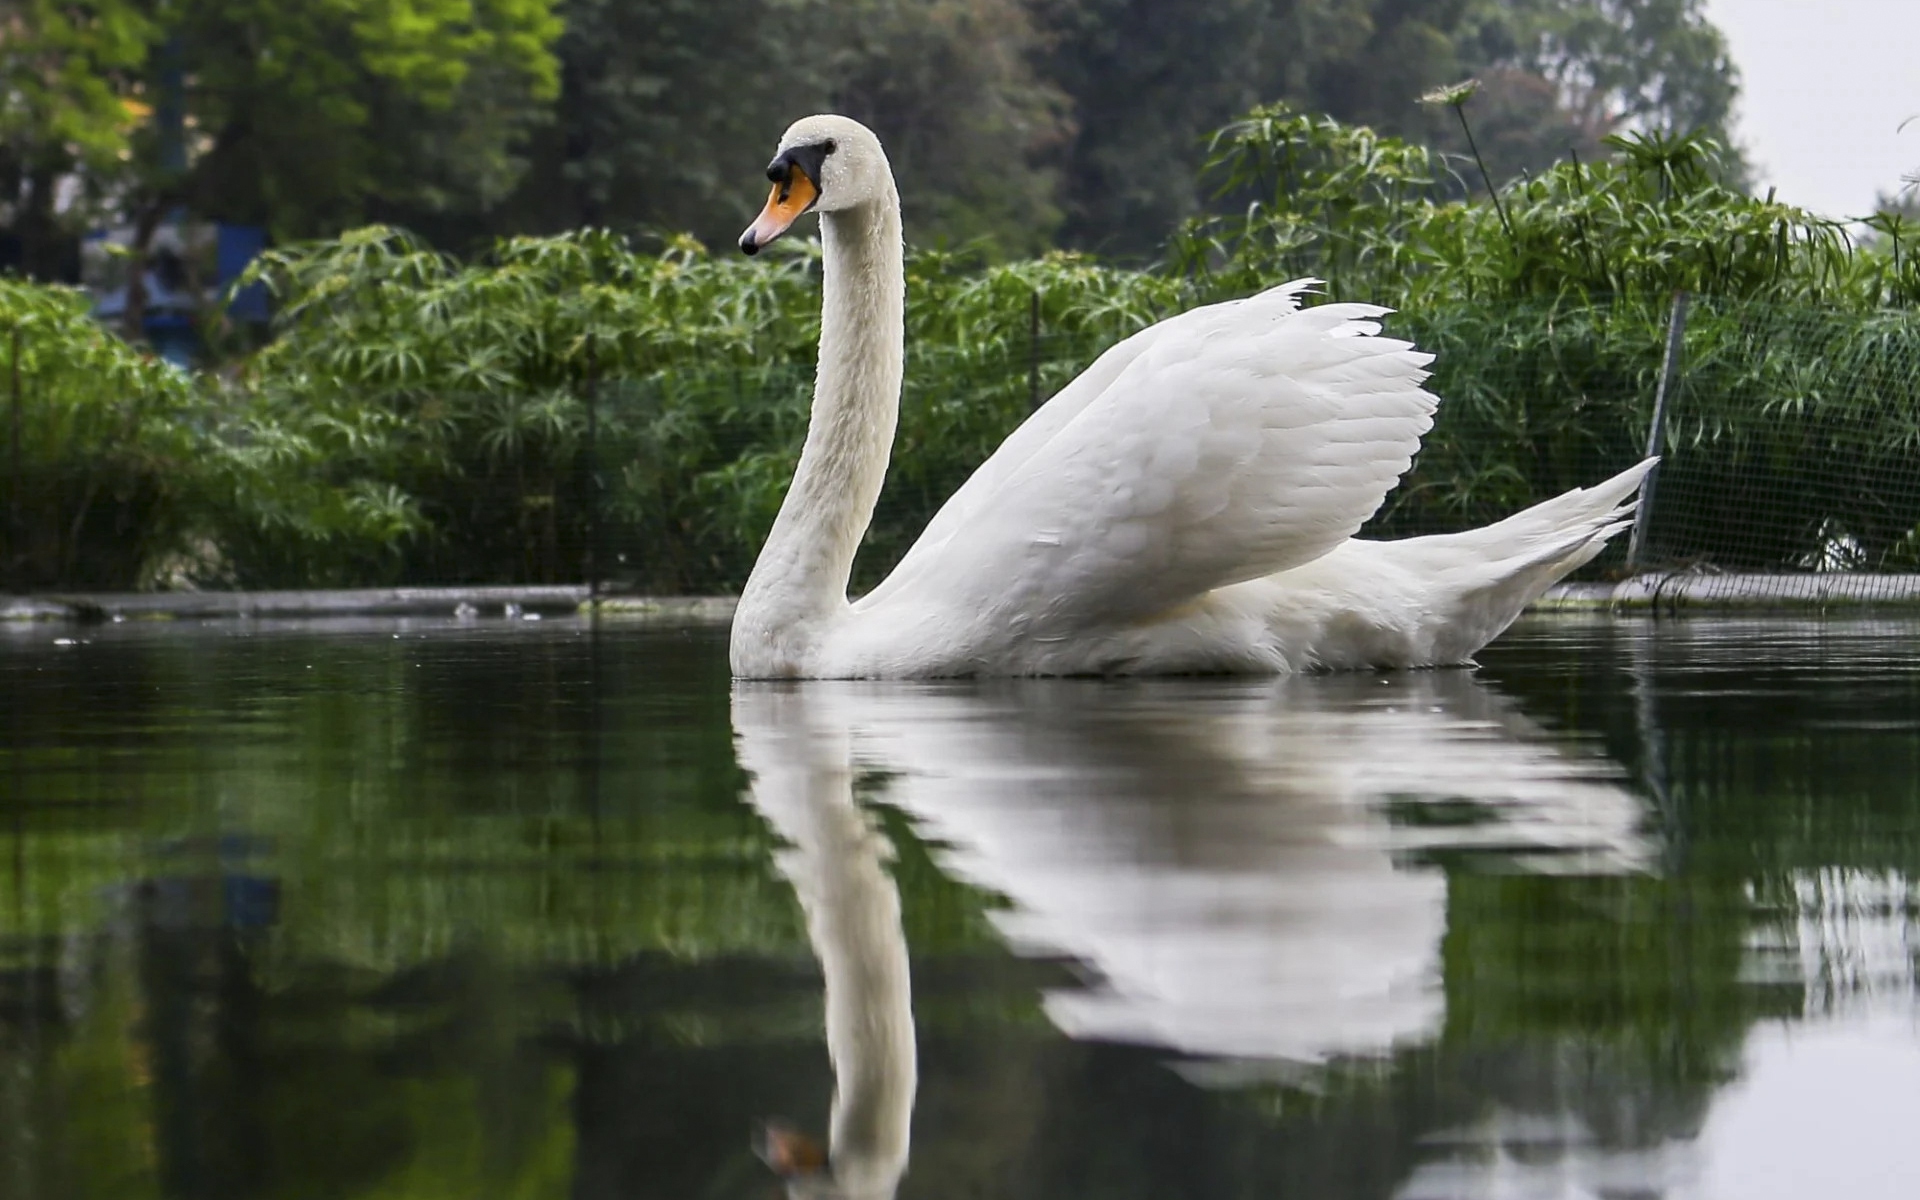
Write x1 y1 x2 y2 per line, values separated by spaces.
739 169 819 255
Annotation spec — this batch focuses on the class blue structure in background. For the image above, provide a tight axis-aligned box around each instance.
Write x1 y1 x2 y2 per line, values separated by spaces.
219 224 270 322
89 219 270 367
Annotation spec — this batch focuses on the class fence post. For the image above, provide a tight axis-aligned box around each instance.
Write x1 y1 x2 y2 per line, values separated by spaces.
1626 290 1690 573
7 323 19 578
584 374 601 609
1028 290 1041 411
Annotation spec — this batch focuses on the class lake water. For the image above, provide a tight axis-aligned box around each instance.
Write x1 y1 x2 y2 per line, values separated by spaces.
1 614 1916 1199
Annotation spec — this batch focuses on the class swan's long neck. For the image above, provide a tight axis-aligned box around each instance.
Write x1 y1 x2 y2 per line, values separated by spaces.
736 194 905 658
735 690 916 1198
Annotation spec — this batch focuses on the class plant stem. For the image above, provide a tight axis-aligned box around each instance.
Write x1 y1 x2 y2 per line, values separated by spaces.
1453 104 1513 242
1567 146 1602 281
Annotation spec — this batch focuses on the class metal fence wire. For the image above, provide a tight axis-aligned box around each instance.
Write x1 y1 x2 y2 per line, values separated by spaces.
1361 296 1920 602
1635 298 1920 596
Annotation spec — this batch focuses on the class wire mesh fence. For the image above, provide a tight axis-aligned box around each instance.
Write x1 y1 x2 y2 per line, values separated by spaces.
1361 296 1920 601
1636 299 1920 595
6 295 1920 601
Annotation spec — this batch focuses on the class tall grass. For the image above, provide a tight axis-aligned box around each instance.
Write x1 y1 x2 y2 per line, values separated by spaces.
1180 104 1919 310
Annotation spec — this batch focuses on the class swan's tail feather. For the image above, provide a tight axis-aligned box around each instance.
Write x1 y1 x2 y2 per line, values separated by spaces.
1427 457 1654 658
1316 459 1655 666
1418 458 1653 570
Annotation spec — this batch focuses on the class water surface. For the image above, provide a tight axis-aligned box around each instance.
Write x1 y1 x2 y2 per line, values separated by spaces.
1 614 1916 1198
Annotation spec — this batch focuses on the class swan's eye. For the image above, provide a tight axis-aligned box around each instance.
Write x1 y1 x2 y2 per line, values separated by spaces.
766 142 835 200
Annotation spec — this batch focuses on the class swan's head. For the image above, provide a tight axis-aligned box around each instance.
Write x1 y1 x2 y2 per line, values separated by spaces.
740 115 892 255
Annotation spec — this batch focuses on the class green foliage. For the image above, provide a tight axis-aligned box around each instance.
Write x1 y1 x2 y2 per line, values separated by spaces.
478 0 1070 257
8 96 1920 591
4 0 1753 271
218 226 803 585
1173 105 1458 300
1370 300 1665 535
1183 104 1915 309
0 0 157 276
0 0 564 286
1034 0 1749 258
1499 0 1741 144
217 227 1173 589
166 0 563 233
0 1 153 168
1174 106 1920 558
0 279 201 587
1645 301 1920 570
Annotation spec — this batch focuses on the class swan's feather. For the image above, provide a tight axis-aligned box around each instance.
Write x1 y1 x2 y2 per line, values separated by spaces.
858 280 1437 635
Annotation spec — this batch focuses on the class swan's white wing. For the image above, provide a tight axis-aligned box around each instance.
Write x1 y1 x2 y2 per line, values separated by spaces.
862 279 1323 608
862 281 1437 629
853 280 1302 614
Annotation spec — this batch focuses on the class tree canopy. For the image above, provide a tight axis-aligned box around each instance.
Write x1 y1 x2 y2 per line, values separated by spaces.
1034 0 1744 257
3 0 1747 273
2 0 563 279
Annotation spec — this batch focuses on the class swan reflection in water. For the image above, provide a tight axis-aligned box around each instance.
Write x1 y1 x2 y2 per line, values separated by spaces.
740 689 918 1199
735 670 1650 1191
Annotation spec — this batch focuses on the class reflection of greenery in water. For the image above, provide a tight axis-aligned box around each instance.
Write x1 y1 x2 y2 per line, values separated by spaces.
0 622 1024 1199
0 617 1916 1198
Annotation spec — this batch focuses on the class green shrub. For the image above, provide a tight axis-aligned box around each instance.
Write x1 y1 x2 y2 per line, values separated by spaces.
222 228 1174 590
1180 103 1919 311
218 226 820 586
0 281 203 589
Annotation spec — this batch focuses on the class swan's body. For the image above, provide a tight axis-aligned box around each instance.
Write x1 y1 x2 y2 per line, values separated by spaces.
732 115 1652 679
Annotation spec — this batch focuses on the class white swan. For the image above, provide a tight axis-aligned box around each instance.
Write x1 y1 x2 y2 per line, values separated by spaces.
733 114 1654 679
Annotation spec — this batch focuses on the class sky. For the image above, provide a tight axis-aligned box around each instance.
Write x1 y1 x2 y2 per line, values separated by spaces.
1704 0 1920 219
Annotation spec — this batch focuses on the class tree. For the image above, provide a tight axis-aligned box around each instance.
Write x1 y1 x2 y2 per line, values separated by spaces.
1030 0 1278 258
151 0 560 233
456 0 834 247
1498 0 1738 144
1034 0 1747 257
0 0 156 278
1 0 564 298
479 0 1069 256
1032 0 1521 258
4 0 1750 281
830 0 1071 254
